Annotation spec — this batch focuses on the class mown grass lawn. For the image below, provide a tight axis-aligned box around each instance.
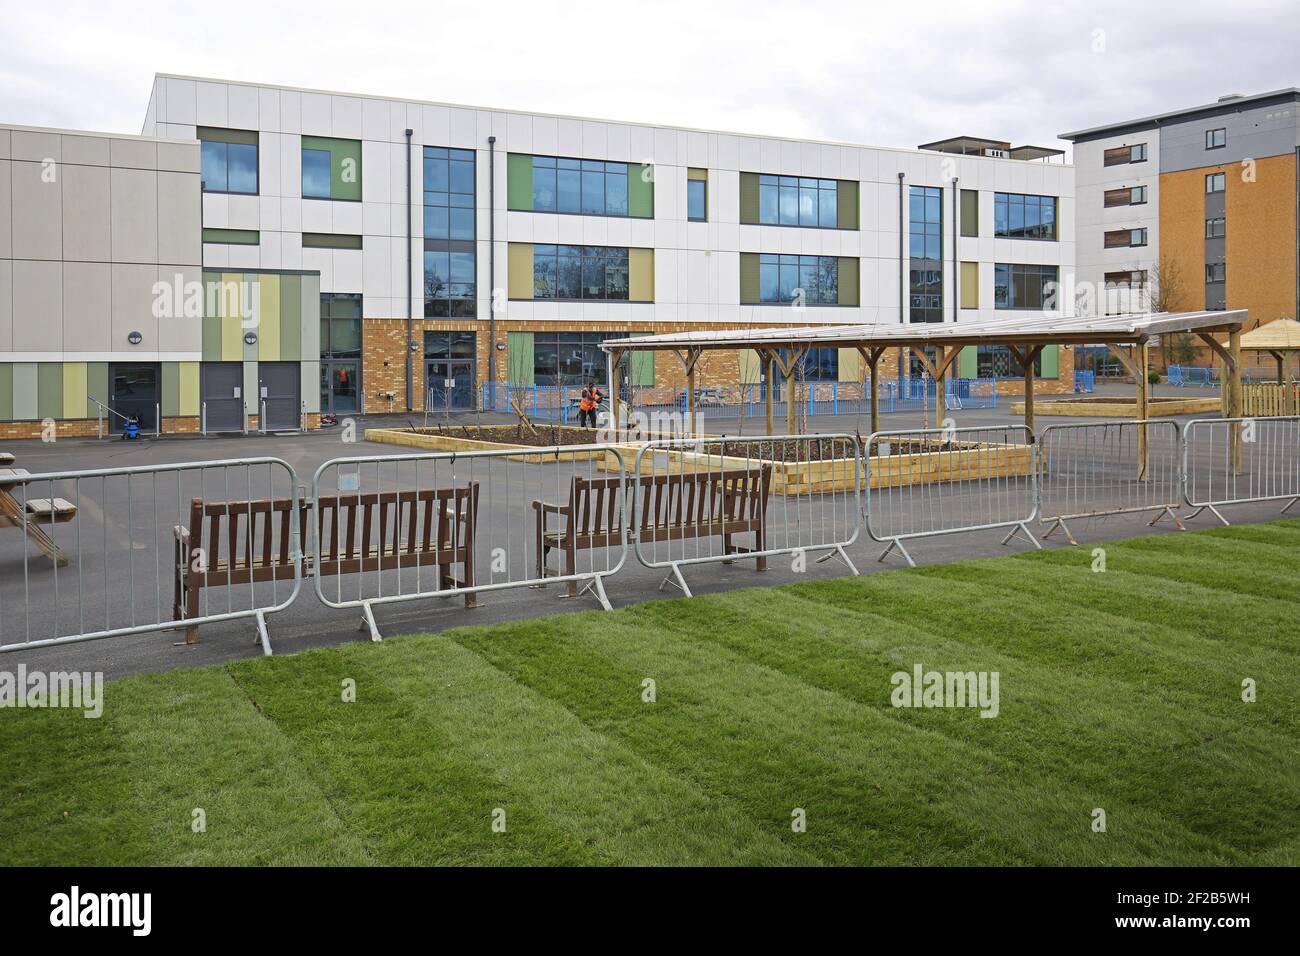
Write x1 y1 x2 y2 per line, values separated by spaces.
2 520 1298 866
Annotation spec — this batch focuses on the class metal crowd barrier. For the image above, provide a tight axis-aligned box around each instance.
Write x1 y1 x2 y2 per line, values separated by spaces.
310 444 630 639
0 458 301 655
629 434 861 596
864 425 1039 567
1182 416 1300 526
1038 420 1185 544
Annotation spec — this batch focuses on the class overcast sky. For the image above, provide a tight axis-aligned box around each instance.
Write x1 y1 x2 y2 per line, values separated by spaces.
3 0 1299 156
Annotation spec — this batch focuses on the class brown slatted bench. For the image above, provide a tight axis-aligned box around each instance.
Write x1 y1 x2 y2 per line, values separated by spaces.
532 465 771 603
173 483 479 643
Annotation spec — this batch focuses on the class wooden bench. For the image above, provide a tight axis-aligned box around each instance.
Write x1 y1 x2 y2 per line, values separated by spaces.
532 466 771 600
173 483 479 643
0 466 78 566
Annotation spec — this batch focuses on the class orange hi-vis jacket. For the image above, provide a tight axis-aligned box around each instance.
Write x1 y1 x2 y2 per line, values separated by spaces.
579 388 600 412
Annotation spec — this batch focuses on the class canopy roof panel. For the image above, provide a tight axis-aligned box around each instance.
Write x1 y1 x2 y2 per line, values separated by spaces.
1240 317 1300 352
600 310 1247 352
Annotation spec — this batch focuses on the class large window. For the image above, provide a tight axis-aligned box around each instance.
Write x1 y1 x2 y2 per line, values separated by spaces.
994 193 1058 240
423 250 476 317
199 128 257 195
320 294 362 358
757 254 839 305
758 175 838 228
532 245 629 300
532 157 629 216
976 345 1043 378
423 147 475 240
423 146 476 318
909 185 943 323
993 263 1059 310
532 331 629 387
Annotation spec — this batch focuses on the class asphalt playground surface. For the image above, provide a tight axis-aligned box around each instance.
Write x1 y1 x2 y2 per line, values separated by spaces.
1 380 1289 682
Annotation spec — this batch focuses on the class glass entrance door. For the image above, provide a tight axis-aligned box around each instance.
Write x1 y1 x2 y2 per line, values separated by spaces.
425 360 474 410
321 361 359 415
108 364 160 433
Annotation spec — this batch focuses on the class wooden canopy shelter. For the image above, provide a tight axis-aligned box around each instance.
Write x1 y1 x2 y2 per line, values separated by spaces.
601 310 1249 440
1241 318 1300 414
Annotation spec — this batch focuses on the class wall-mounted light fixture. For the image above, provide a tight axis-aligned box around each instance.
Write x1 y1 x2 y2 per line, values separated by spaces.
244 331 258 346
127 331 143 345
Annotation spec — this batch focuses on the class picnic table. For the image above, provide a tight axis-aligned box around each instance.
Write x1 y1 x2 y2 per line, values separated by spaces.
0 456 77 566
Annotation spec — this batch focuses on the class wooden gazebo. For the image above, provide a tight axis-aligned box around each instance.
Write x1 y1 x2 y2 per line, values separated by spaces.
601 310 1249 437
1239 318 1300 415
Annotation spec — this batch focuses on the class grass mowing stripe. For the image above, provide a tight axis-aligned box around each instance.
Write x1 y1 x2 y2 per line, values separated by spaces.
375 633 818 866
227 645 604 866
452 609 1234 865
918 558 1300 675
0 691 134 865
114 666 372 865
683 586 1297 856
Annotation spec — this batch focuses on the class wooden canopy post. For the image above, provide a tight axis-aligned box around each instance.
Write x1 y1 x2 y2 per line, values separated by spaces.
907 344 962 431
760 346 806 435
1228 328 1243 472
605 347 622 431
762 351 775 436
858 346 885 437
670 348 703 437
1103 341 1150 480
1008 344 1045 433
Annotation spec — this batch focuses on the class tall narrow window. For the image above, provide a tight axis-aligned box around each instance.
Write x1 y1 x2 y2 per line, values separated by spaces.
909 185 943 323
687 169 708 222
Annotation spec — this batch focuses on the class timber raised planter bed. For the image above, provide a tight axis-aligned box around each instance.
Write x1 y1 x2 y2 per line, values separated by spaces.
1008 396 1221 417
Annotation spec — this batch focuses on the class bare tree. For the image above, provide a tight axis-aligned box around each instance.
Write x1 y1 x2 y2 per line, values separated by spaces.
1146 254 1186 367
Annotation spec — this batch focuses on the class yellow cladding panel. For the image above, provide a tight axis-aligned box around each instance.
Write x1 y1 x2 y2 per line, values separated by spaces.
837 348 860 382
507 243 533 299
62 362 87 420
629 248 655 302
179 361 200 416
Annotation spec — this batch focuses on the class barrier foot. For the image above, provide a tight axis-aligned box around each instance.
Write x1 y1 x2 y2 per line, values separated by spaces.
659 564 694 598
815 543 860 576
1002 522 1042 550
575 575 614 612
877 538 915 568
360 602 383 642
1041 517 1077 546
1183 503 1230 527
254 610 273 657
1148 506 1186 531
1282 496 1299 516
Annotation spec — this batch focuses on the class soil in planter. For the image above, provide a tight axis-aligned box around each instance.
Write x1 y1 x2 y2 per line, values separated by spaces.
405 424 644 447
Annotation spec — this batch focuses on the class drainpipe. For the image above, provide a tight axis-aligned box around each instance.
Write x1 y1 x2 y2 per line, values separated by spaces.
952 176 959 324
488 135 497 400
405 128 414 412
898 170 906 383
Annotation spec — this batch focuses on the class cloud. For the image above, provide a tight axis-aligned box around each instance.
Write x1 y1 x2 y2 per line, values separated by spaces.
1 0 1297 155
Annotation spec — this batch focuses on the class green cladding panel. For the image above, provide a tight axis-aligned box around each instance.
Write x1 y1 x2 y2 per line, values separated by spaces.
36 364 62 420
739 172 760 225
86 363 107 417
0 364 11 421
506 154 534 211
958 346 977 379
279 274 302 361
739 253 760 305
627 164 654 218
302 136 362 201
507 331 535 385
1040 345 1059 380
161 362 181 417
628 332 655 387
11 364 37 421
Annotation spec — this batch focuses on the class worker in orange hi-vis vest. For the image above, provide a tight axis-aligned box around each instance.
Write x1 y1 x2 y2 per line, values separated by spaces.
578 381 602 428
